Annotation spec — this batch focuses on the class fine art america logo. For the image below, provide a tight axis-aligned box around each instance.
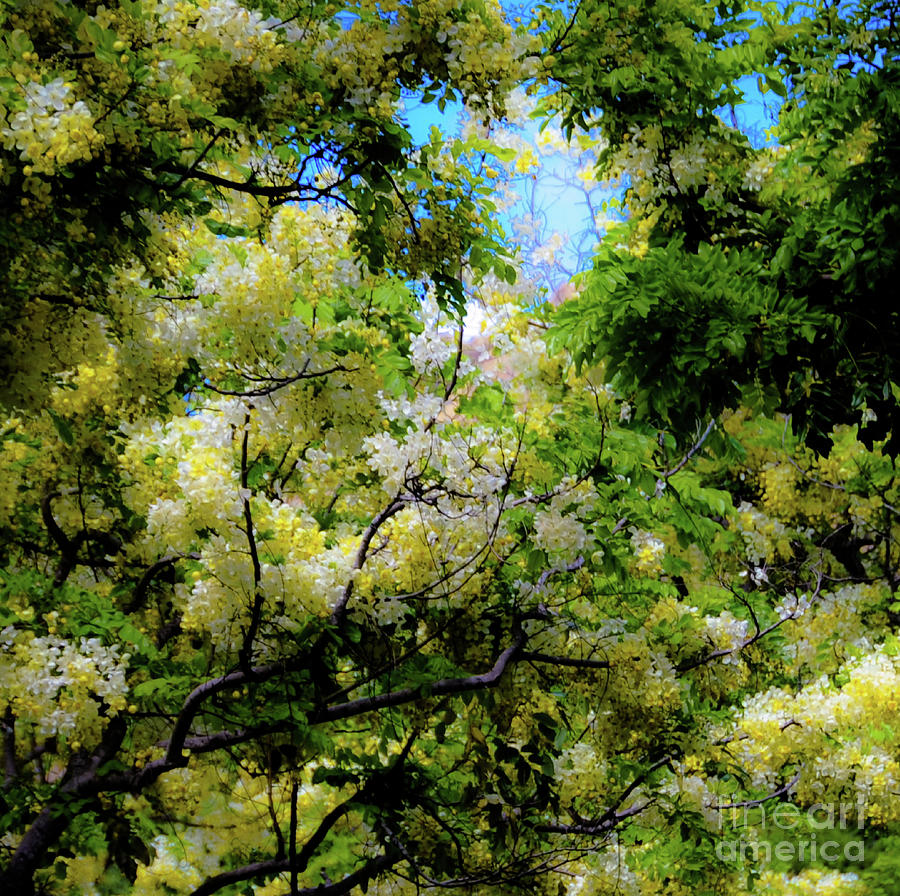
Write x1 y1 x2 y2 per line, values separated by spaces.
715 800 866 865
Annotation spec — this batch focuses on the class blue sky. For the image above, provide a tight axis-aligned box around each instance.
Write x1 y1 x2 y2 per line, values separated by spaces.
403 89 780 293
398 12 786 290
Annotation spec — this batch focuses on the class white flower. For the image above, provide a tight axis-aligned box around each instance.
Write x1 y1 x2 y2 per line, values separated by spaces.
533 507 588 558
776 593 811 621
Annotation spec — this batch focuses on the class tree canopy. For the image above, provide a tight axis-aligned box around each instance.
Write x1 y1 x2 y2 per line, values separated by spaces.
1 1 899 895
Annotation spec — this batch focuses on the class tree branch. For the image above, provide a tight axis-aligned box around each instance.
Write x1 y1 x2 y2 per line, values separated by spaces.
677 571 824 672
313 630 526 723
661 418 715 480
2 707 16 790
0 718 127 895
519 652 610 670
156 163 359 215
205 363 357 398
190 850 397 896
536 755 669 835
41 490 80 587
191 858 293 896
126 552 199 614
535 803 649 835
238 411 264 675
424 321 464 433
710 771 801 811
162 663 283 768
331 498 405 624
289 778 299 896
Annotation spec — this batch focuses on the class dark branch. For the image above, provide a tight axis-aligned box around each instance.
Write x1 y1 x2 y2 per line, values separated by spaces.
2 707 16 789
537 755 670 835
313 630 526 723
289 779 299 896
711 771 801 810
205 364 357 399
677 571 824 672
191 858 292 896
331 498 405 624
535 801 649 835
425 322 464 433
661 418 716 479
238 411 264 675
162 663 283 768
41 490 79 586
126 552 199 614
156 163 359 214
191 851 398 896
0 718 127 895
519 652 609 670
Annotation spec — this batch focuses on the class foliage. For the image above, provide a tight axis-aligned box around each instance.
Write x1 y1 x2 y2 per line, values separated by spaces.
0 1 899 896
545 0 900 452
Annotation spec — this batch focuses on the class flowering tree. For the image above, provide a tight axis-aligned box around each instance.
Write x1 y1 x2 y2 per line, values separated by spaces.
545 0 900 451
1 0 899 895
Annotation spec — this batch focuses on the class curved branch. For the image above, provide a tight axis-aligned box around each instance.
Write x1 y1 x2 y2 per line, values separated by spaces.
192 851 398 896
98 719 295 794
536 755 670 836
163 662 284 767
331 498 405 624
661 417 716 479
535 801 649 835
205 363 357 399
41 490 81 587
170 129 226 192
313 630 526 723
2 708 16 790
677 571 824 673
156 163 360 214
191 858 292 896
40 491 71 554
0 718 127 895
40 489 123 586
424 321 464 433
375 162 419 239
158 164 307 199
711 771 801 811
126 552 199 614
519 652 609 670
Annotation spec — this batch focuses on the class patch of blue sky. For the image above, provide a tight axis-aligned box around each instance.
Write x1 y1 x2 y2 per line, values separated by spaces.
400 0 885 287
398 27 784 286
401 95 610 288
715 74 783 147
402 92 464 145
403 88 621 288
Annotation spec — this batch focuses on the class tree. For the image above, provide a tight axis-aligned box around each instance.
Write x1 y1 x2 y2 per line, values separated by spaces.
545 0 900 451
1 1 899 896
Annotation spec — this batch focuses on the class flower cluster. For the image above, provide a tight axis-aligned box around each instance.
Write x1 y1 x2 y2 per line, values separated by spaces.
1 77 102 175
533 506 590 560
735 500 791 564
730 645 900 821
0 629 129 747
630 528 665 575
155 0 282 70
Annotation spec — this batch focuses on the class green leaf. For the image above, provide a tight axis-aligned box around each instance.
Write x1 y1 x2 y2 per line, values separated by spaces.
47 409 74 446
203 218 250 238
132 679 170 698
